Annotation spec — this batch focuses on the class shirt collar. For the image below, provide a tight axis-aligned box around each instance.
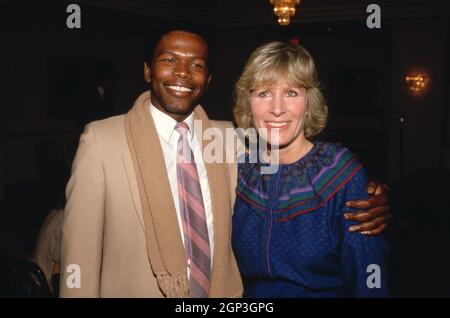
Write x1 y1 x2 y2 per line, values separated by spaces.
149 103 195 144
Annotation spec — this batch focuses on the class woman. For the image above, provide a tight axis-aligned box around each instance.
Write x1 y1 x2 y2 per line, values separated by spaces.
232 42 389 297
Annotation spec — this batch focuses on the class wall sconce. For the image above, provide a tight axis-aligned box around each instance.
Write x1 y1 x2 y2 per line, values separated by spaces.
405 73 429 96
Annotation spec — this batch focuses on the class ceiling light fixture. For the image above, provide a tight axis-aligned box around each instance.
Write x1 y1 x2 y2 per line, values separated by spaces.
270 0 301 26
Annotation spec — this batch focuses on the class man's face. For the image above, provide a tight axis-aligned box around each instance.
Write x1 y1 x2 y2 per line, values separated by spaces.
146 31 211 121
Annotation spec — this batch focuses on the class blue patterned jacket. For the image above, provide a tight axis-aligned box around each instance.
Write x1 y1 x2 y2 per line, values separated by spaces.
232 142 389 298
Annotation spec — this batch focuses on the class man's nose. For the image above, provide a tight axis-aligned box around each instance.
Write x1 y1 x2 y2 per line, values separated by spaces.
173 62 190 79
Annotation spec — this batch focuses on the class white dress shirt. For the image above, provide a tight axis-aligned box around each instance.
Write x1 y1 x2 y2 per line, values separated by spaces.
149 104 214 264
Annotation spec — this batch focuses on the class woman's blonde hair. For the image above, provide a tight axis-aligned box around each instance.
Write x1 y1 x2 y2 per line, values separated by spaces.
233 42 328 139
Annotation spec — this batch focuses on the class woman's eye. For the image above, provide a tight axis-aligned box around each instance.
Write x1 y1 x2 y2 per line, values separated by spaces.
258 90 270 97
286 90 298 97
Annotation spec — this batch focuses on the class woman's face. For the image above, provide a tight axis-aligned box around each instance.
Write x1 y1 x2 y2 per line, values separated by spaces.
250 81 308 149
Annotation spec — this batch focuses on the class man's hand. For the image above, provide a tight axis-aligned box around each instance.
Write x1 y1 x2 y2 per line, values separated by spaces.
344 180 390 236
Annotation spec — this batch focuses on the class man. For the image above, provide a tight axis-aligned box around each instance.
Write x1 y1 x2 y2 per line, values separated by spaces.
60 27 389 297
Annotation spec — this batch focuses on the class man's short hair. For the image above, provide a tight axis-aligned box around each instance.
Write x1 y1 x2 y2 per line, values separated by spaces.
144 24 216 74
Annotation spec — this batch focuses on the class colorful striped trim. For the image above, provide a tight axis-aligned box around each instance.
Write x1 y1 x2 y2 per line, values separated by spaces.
277 164 362 222
236 144 363 221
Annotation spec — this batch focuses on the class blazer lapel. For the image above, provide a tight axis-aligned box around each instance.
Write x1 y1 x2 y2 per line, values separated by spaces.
193 107 233 296
122 153 145 233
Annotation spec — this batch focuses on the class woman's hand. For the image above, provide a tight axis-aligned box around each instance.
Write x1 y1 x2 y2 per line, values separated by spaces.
344 180 391 236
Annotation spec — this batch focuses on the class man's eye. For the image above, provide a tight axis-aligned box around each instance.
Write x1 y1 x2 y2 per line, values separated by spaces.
193 62 204 69
163 57 175 63
286 90 298 97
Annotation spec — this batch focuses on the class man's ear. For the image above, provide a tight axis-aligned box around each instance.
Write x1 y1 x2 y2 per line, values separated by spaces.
144 62 151 83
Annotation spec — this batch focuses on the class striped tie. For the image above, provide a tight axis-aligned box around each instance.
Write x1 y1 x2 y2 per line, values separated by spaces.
175 122 211 298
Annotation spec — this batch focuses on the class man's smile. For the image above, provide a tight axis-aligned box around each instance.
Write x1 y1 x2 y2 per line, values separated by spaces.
163 83 195 97
166 85 193 92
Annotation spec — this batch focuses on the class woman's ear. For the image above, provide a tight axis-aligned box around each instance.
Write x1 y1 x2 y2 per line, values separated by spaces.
144 62 151 83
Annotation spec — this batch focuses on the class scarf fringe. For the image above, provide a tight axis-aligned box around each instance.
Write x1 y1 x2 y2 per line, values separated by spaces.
156 269 190 298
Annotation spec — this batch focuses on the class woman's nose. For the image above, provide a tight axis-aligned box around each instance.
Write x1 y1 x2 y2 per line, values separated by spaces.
270 95 285 116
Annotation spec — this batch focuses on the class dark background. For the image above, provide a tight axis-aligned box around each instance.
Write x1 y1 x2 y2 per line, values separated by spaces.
0 0 449 297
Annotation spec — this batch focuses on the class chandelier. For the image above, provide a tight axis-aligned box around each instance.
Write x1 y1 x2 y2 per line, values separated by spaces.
270 0 301 26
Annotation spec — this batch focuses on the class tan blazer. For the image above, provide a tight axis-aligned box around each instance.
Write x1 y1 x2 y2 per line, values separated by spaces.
60 101 239 297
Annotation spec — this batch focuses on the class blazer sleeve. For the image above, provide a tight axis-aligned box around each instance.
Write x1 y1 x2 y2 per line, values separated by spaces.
60 123 106 297
339 167 390 297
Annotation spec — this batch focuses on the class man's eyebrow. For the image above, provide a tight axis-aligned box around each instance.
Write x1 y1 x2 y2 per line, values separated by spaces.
157 50 207 60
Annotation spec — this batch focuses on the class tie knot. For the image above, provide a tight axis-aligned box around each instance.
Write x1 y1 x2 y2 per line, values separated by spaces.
175 122 190 136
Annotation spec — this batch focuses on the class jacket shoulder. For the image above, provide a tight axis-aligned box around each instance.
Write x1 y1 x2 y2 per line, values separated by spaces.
210 120 234 130
81 115 128 153
85 115 126 132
